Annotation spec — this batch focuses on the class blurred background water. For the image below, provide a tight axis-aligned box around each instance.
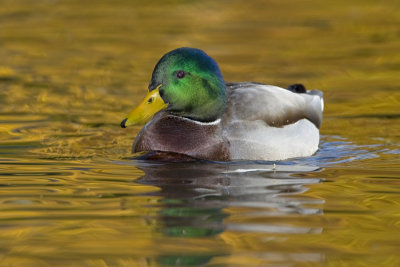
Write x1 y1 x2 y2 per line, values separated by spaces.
0 0 399 266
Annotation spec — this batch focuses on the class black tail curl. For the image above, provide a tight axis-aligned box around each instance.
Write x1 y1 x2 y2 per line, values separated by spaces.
288 84 306 93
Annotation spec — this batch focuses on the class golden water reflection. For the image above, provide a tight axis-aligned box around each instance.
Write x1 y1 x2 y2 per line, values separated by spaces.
0 158 327 266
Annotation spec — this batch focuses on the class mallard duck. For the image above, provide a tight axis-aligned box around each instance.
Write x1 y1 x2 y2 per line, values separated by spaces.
121 47 323 161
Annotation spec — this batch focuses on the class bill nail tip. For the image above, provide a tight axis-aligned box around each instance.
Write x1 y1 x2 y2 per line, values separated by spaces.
120 118 127 128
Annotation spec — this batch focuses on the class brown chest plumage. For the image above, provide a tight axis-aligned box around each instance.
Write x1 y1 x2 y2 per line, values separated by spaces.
133 112 230 161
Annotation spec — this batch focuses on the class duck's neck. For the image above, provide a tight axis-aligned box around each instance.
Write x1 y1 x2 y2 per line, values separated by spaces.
168 80 227 122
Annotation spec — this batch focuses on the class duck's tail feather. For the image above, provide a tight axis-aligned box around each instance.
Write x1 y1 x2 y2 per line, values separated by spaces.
288 83 307 93
288 84 324 128
305 90 324 128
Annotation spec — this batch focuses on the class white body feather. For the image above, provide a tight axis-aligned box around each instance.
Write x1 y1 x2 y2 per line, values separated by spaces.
225 119 320 160
222 83 323 160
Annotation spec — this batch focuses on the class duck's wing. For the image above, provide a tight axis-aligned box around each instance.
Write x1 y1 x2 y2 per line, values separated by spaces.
224 82 323 128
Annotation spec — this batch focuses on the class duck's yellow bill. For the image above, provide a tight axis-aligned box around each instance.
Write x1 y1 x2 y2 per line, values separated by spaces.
121 86 167 128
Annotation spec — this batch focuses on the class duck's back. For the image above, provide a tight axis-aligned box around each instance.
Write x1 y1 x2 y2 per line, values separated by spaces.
222 82 323 160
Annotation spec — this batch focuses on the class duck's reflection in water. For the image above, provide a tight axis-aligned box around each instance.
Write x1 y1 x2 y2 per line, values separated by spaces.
132 160 324 266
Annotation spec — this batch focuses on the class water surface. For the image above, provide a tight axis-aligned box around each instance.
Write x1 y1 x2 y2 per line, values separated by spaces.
1 0 400 266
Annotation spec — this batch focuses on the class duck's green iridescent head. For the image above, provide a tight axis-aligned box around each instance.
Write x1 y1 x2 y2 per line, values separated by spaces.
121 48 226 127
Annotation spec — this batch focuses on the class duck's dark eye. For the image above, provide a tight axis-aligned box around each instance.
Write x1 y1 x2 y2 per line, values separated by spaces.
176 70 185 79
147 97 153 103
